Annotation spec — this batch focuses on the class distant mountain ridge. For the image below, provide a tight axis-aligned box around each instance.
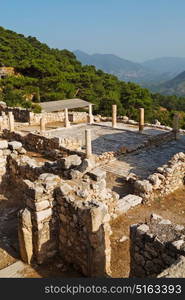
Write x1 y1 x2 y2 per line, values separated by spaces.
142 57 185 78
74 50 167 85
74 50 185 85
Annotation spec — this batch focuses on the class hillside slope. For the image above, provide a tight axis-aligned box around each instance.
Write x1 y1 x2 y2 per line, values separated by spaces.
154 71 185 96
0 26 156 118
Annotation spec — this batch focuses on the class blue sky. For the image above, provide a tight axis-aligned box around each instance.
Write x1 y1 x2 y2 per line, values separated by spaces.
0 0 185 62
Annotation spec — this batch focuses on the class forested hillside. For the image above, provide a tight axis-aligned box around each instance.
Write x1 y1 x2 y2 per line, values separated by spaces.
152 71 185 97
1 26 185 127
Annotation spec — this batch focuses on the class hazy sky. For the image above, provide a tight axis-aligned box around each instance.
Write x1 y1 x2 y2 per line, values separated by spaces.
1 0 185 62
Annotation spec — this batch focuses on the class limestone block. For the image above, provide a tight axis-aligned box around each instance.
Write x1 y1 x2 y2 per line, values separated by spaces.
58 183 73 196
172 240 185 250
59 155 82 169
34 200 50 211
91 203 108 232
134 180 153 193
35 208 52 222
88 168 106 181
18 208 33 264
0 140 8 149
115 194 142 214
2 149 11 156
78 158 95 173
148 174 162 188
137 224 150 233
8 141 22 150
17 147 27 154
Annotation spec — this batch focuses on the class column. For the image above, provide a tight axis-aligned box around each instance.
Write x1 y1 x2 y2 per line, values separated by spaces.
173 113 179 140
64 108 70 128
8 111 14 132
88 104 94 124
40 117 45 132
112 105 117 128
139 108 144 132
85 129 92 158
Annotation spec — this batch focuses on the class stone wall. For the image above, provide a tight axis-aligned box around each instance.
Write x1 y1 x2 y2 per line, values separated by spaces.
1 141 113 276
0 102 88 125
29 111 87 125
55 184 111 276
2 130 85 157
134 152 185 201
0 104 30 122
130 214 185 277
17 171 113 276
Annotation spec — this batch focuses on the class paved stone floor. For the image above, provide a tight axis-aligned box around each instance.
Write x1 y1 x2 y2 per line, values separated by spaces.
48 123 167 155
102 136 185 179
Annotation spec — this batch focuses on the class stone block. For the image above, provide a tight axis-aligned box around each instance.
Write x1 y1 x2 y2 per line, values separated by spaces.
116 194 142 214
0 140 8 149
134 180 153 193
35 208 52 222
8 141 22 150
59 155 82 169
34 200 50 211
18 208 33 264
88 168 106 181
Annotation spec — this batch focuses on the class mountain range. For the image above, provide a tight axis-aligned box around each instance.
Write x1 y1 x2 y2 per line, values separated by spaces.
74 50 185 96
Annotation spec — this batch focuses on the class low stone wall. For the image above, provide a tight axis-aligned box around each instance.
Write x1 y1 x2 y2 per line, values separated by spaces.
29 111 87 125
0 105 30 122
2 130 85 157
134 152 185 201
130 214 185 277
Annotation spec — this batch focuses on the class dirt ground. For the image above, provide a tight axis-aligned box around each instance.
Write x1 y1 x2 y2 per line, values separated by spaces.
110 187 185 278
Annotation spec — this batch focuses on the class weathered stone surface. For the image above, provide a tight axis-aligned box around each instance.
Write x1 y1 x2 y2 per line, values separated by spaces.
88 168 106 181
91 203 108 232
34 200 50 211
130 215 185 278
35 208 52 222
58 183 73 196
17 147 27 154
18 208 33 264
8 141 22 150
137 224 150 233
59 155 82 169
78 158 95 173
116 194 142 214
0 140 8 149
172 240 184 250
134 180 153 193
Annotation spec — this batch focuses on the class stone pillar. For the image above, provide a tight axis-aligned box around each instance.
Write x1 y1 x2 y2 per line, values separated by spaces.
112 105 117 128
64 108 70 128
8 111 14 132
139 108 144 132
18 208 33 264
173 113 179 140
85 129 92 158
88 104 94 124
40 116 45 132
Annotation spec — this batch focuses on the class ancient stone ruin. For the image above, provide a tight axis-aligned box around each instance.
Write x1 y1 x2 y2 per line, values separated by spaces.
0 103 185 277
